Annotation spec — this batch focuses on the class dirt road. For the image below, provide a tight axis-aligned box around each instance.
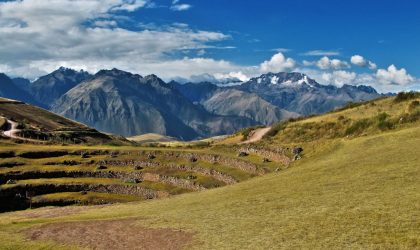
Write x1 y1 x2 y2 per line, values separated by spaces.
240 127 271 144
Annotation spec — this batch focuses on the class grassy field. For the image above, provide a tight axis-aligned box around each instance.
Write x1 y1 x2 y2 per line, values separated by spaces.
0 95 419 249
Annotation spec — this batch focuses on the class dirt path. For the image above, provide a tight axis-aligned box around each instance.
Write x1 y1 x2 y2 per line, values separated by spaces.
240 127 271 144
2 119 19 138
1 117 40 142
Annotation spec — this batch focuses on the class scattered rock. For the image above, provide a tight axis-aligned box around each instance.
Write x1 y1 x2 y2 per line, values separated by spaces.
147 154 156 160
237 152 249 157
6 179 17 184
96 165 107 170
81 152 89 158
263 158 271 163
80 191 88 195
133 166 143 171
186 175 197 180
292 147 303 155
63 160 79 166
188 156 198 162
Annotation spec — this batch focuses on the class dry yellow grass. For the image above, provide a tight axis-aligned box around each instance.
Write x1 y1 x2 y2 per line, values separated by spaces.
0 96 419 249
0 122 418 249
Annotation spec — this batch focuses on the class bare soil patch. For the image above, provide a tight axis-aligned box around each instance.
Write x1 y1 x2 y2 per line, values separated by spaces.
240 127 271 144
24 219 195 250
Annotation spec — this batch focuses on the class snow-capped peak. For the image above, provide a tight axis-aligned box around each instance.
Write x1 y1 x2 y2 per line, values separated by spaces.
271 75 279 84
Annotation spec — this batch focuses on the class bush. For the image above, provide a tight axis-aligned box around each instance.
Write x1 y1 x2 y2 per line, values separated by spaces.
399 110 420 124
345 119 372 135
263 122 288 138
239 125 264 141
376 112 393 131
408 100 420 112
394 91 420 103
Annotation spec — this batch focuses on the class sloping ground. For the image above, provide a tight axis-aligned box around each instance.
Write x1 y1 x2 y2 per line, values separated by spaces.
0 143 285 212
0 94 420 249
128 133 178 144
0 97 125 144
0 99 419 249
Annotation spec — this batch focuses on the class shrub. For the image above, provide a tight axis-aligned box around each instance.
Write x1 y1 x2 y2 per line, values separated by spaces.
239 125 264 141
376 112 393 131
345 119 372 135
394 91 420 103
399 110 420 124
408 100 420 112
263 122 288 138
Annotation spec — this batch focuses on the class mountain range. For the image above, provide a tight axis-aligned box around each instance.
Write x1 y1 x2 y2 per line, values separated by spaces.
0 68 381 139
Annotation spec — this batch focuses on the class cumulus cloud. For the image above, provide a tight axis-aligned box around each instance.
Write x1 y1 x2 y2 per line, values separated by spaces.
321 70 357 87
259 52 296 73
376 65 414 85
304 56 350 70
0 0 225 78
350 55 377 70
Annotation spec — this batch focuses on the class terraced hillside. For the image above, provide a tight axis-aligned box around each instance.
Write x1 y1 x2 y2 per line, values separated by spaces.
0 93 418 249
0 97 126 144
0 142 290 212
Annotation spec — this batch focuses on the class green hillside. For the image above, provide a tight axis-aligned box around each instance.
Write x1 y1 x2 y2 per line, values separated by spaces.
0 94 419 249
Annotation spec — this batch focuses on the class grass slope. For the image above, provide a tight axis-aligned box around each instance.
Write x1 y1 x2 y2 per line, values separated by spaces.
0 95 419 249
0 117 419 249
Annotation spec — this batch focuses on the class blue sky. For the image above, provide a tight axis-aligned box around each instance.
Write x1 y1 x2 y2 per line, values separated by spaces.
0 0 419 92
135 0 420 73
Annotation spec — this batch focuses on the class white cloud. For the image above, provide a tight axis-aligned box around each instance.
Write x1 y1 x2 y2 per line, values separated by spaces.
112 0 148 12
302 50 340 56
259 52 296 73
214 71 250 82
170 2 192 11
321 70 356 87
376 65 414 85
305 56 350 70
350 55 377 70
0 0 226 78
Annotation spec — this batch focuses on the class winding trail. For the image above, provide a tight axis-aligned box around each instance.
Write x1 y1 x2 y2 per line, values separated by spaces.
1 117 39 142
3 119 19 138
240 127 271 144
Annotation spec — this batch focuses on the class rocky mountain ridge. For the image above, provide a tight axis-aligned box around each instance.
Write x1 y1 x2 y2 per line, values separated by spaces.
0 69 382 139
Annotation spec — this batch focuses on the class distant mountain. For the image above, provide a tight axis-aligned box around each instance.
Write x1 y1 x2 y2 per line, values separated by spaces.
30 67 91 107
173 82 298 124
52 69 255 139
11 77 31 94
0 73 38 105
238 72 381 115
1 68 383 140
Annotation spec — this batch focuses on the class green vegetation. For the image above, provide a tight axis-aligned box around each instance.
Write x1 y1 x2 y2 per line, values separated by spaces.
394 91 420 103
32 192 143 204
0 94 419 249
0 117 6 130
238 125 265 141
